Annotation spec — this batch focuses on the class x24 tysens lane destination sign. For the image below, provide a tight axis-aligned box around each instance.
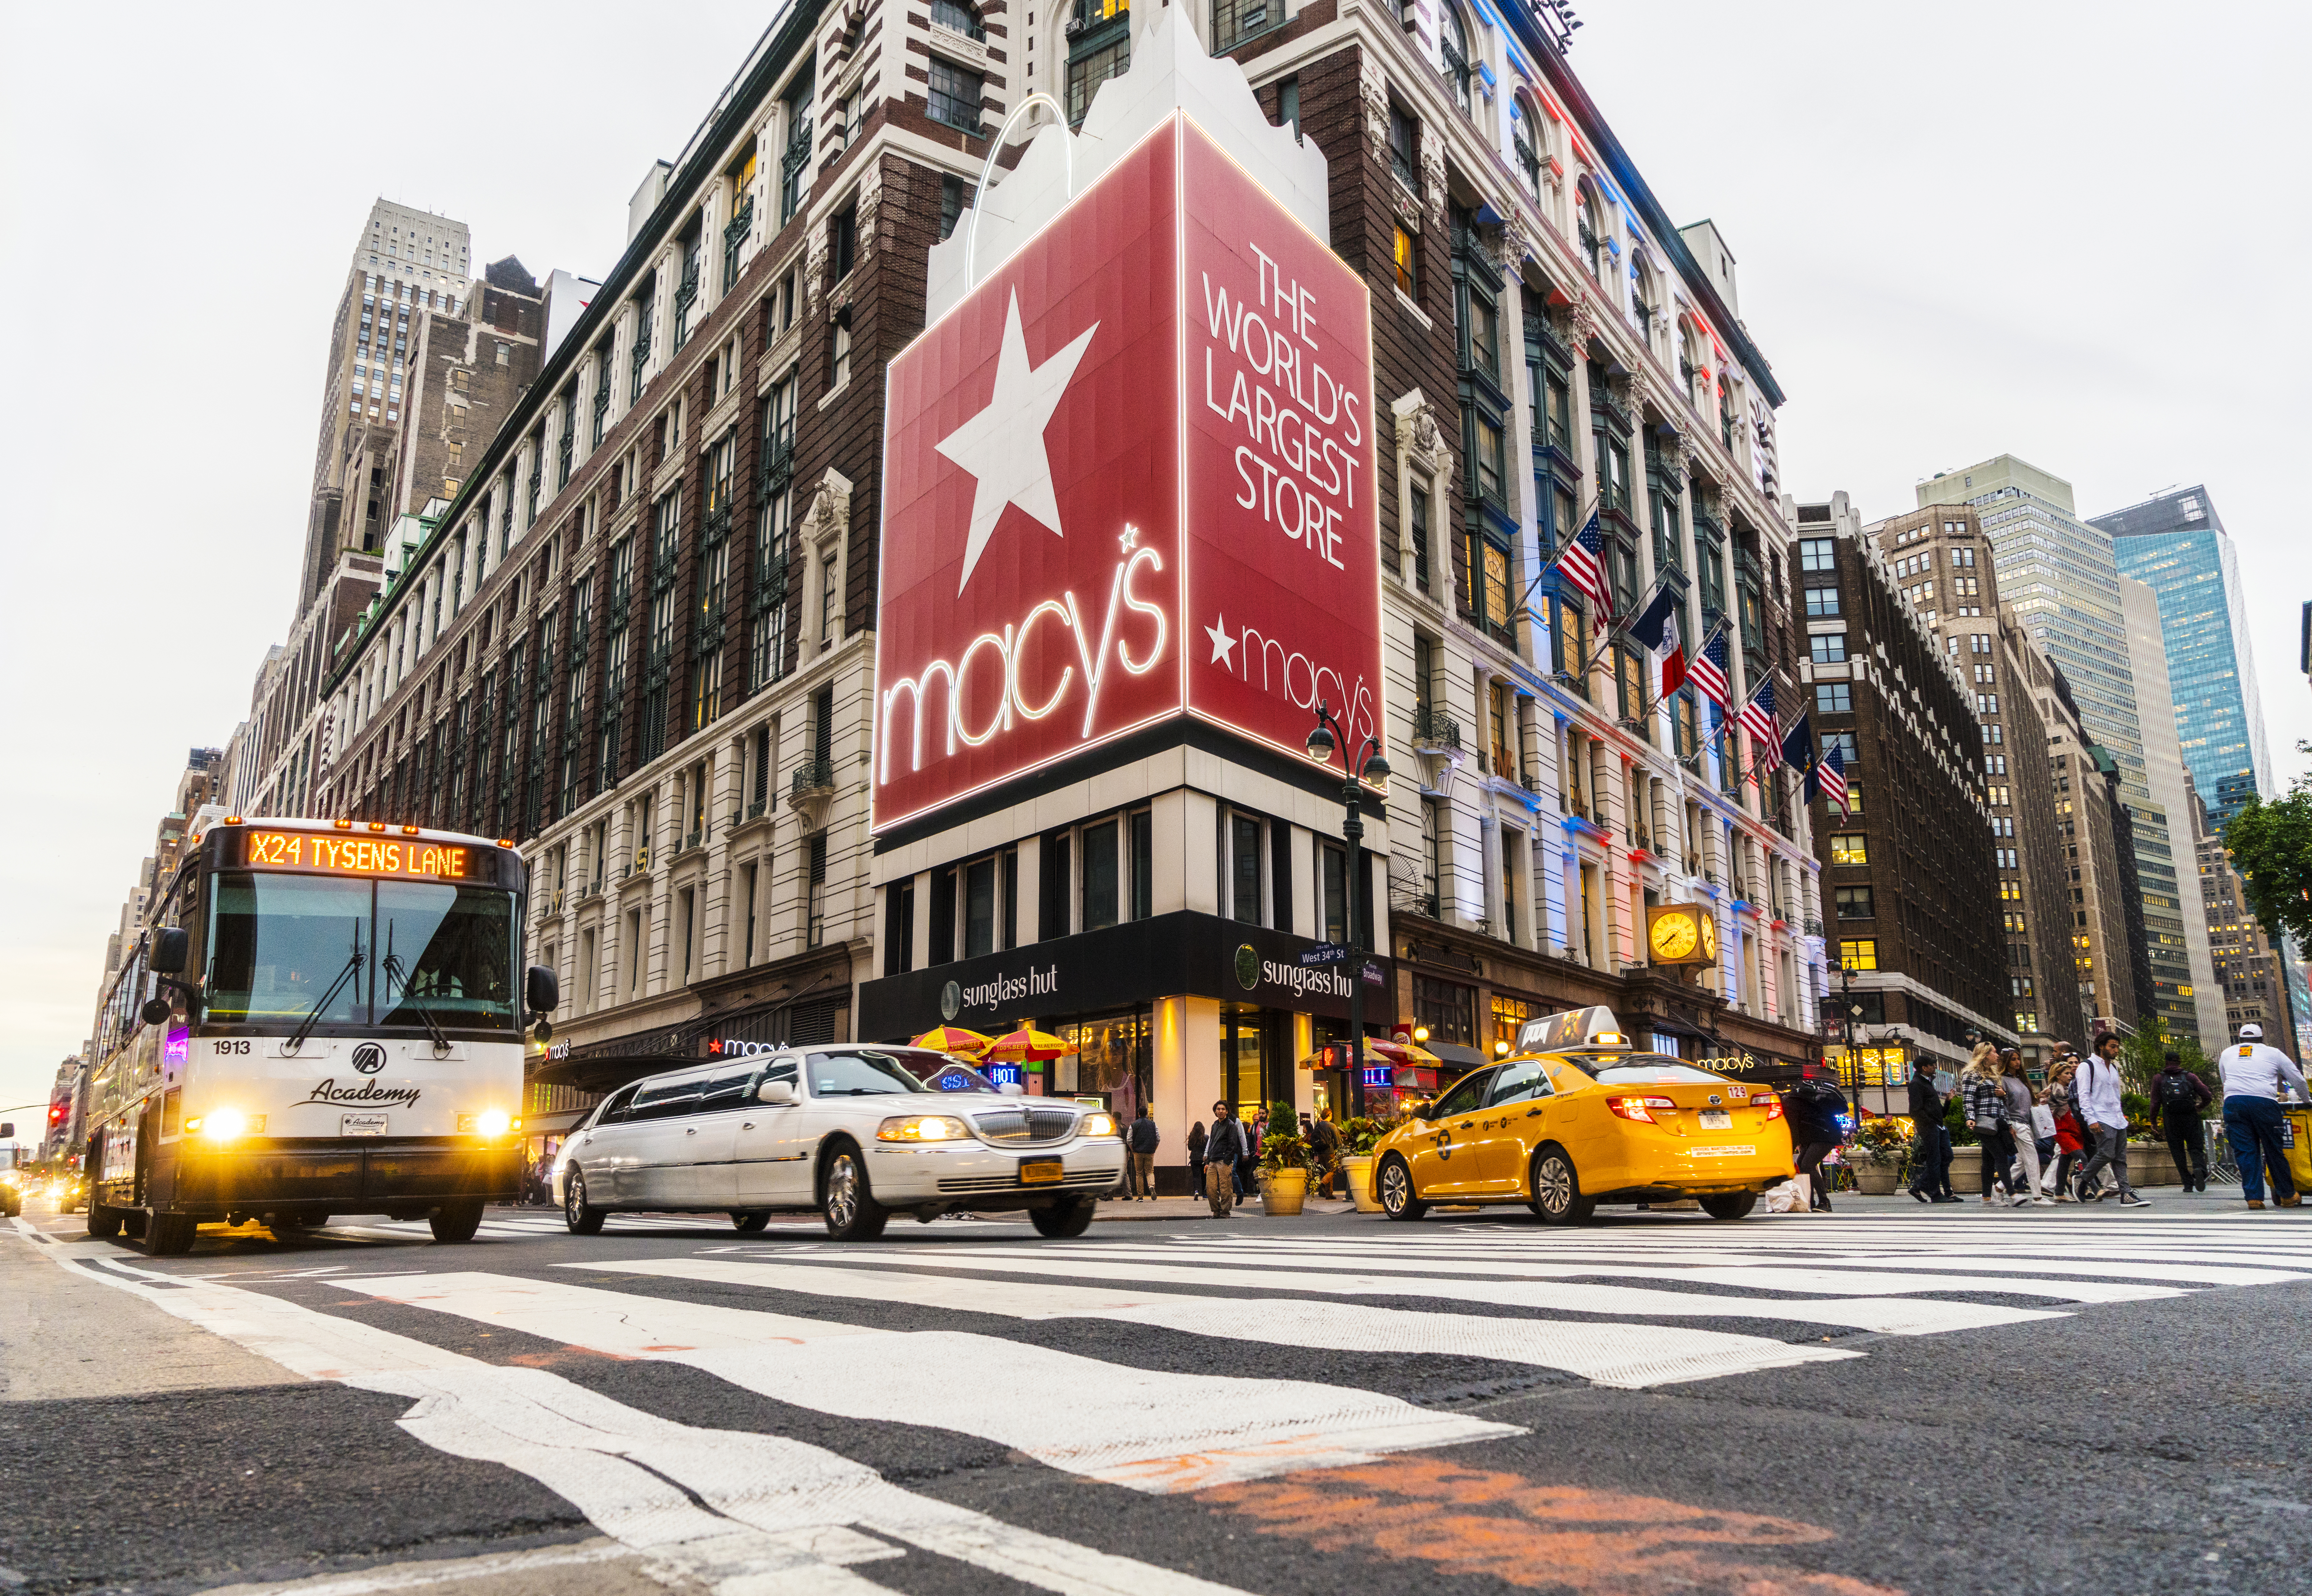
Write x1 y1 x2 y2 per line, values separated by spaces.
873 113 1383 831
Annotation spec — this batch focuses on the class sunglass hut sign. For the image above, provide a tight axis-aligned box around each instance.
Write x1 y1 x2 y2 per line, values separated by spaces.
874 115 1382 832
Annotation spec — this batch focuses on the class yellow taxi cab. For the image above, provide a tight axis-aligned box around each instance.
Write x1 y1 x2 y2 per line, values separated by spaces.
1372 1006 1794 1224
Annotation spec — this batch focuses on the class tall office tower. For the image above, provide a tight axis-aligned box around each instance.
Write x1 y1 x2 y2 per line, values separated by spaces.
2094 486 2272 831
2190 778 2300 1060
1920 455 2177 1037
2120 576 2224 1046
299 200 475 620
1865 502 2083 1065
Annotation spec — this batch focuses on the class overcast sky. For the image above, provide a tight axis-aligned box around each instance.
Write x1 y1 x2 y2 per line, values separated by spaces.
3 1 2305 1124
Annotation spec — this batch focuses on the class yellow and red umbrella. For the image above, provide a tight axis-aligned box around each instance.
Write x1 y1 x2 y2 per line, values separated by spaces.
1368 1038 1442 1068
985 1024 1073 1063
912 1025 993 1057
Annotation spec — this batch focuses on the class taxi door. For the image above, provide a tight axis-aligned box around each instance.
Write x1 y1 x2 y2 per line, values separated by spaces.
1473 1060 1553 1193
1408 1069 1497 1200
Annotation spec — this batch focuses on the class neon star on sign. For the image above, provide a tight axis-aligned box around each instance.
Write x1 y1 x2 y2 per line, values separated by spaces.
873 114 1383 833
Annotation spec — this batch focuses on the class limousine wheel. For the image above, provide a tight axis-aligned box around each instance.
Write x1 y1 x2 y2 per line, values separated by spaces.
731 1211 770 1233
564 1170 606 1235
1029 1197 1095 1239
820 1146 888 1242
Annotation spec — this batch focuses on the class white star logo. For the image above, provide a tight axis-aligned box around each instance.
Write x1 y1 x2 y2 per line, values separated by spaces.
935 289 1100 595
1206 614 1237 668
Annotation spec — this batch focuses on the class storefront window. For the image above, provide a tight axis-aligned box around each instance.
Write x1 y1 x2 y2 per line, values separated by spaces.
1050 1008 1153 1122
1489 992 1529 1056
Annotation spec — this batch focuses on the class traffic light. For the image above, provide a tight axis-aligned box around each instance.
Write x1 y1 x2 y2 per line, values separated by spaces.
48 1102 66 1126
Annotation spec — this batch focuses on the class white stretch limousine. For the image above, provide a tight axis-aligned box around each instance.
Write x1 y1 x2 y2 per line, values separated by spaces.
560 1046 1125 1240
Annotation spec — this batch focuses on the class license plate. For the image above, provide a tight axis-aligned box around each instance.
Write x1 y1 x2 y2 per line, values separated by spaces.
1699 1109 1732 1130
1019 1159 1065 1185
1690 1144 1754 1157
341 1113 389 1136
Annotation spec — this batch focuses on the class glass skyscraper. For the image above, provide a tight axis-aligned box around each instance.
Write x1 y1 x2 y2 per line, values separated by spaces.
2093 486 2272 830
1919 456 2205 1044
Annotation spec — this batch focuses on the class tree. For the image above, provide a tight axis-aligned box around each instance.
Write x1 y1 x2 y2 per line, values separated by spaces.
2116 1014 2214 1100
2222 743 2312 950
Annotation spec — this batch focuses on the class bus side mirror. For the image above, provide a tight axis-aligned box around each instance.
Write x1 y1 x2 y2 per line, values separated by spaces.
0 1124 12 1140
141 998 174 1026
526 965 559 1015
150 927 189 975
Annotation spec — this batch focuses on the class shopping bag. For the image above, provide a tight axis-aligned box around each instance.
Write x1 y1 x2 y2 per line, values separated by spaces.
1763 1178 1811 1214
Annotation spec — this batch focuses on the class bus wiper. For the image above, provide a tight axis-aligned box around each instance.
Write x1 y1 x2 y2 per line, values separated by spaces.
285 920 364 1057
383 920 454 1058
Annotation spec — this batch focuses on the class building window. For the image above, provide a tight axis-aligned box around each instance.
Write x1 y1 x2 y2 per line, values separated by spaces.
1212 0 1272 51
938 174 969 241
1067 34 1129 125
1082 818 1121 931
932 0 985 38
1839 939 1878 972
1797 537 1833 572
806 834 828 947
1835 885 1874 919
1439 6 1473 116
1816 683 1853 714
1804 586 1840 617
927 58 984 132
1809 633 1847 665
1410 474 1432 592
1389 104 1418 188
829 310 853 392
829 205 857 281
1274 76 1300 140
1414 976 1475 1046
1829 833 1868 866
1393 225 1419 301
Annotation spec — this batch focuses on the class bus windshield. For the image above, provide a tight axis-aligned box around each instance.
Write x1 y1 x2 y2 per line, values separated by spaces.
205 872 518 1032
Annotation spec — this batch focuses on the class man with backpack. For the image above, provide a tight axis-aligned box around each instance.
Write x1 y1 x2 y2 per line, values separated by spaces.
2074 1033 2149 1206
1127 1107 1161 1199
2148 1051 2213 1192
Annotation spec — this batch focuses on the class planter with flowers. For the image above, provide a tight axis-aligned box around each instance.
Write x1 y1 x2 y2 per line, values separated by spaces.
1848 1116 1912 1196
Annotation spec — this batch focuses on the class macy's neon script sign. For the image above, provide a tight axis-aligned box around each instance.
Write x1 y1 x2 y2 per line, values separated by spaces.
880 534 1168 784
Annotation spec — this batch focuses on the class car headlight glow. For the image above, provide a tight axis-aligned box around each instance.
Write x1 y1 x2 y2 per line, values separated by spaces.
877 1114 973 1143
1079 1112 1119 1138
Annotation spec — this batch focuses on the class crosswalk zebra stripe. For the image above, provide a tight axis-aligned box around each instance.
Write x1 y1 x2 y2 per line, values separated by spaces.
52 1254 1248 1596
343 1271 1521 1491
1173 1238 2303 1287
1001 1242 2181 1303
569 1255 1862 1389
826 1247 2066 1334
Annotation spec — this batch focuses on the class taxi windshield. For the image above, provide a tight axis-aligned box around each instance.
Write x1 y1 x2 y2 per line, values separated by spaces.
1562 1052 1728 1085
809 1049 939 1096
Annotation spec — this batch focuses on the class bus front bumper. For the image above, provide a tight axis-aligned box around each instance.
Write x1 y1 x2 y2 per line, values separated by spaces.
165 1139 520 1214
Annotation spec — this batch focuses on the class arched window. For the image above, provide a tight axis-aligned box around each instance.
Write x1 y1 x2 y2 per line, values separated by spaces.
1513 97 1543 204
1440 7 1474 117
1679 320 1704 396
1575 185 1603 282
1630 255 1657 341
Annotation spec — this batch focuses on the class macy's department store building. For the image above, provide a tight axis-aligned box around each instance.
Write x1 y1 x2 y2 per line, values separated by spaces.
856 28 1435 1174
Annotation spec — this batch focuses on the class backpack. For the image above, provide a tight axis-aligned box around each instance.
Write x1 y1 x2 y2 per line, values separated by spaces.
2157 1072 2200 1111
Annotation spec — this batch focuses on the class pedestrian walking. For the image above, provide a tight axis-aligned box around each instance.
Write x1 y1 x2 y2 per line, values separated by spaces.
2045 1059 2085 1201
1200 1102 1244 1218
2148 1051 2213 1191
1127 1107 1160 1200
2217 1023 2309 1210
1906 1057 1955 1202
2074 1033 2149 1207
1186 1119 1207 1190
1787 1073 1845 1212
2001 1050 2052 1206
1308 1110 1340 1199
1961 1044 2019 1206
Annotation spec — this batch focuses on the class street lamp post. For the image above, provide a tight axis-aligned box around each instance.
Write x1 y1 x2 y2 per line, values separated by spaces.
1306 702 1390 1119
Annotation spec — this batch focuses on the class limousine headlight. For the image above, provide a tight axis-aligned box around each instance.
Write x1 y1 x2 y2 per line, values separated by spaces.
1079 1112 1120 1138
878 1114 973 1143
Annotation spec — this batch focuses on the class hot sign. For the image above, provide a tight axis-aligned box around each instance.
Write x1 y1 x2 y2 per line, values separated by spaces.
874 114 1381 833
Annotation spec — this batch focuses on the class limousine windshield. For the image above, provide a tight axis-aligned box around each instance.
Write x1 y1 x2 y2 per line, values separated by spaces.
811 1049 956 1096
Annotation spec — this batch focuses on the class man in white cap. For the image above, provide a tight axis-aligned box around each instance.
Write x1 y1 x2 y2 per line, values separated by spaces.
2218 1023 2309 1210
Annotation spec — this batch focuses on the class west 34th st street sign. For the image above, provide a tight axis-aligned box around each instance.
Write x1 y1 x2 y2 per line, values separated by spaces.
873 113 1383 832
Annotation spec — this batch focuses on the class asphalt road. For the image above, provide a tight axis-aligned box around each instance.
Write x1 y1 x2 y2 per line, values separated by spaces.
5 1193 2311 1596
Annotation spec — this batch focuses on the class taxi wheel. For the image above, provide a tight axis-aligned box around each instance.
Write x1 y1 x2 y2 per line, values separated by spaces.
731 1211 771 1232
821 1146 890 1242
1376 1156 1427 1221
1528 1148 1595 1226
1700 1192 1758 1222
1030 1197 1097 1238
564 1170 607 1235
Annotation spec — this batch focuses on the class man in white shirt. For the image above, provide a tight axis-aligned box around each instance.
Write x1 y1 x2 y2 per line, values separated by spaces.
2073 1034 2148 1206
2218 1023 2309 1209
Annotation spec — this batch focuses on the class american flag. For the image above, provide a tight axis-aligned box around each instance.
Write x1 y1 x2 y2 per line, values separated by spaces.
1737 677 1780 772
1553 511 1611 621
1817 741 1850 814
1687 626 1730 707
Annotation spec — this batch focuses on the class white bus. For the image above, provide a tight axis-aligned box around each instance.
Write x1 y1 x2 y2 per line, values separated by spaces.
82 812 557 1252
